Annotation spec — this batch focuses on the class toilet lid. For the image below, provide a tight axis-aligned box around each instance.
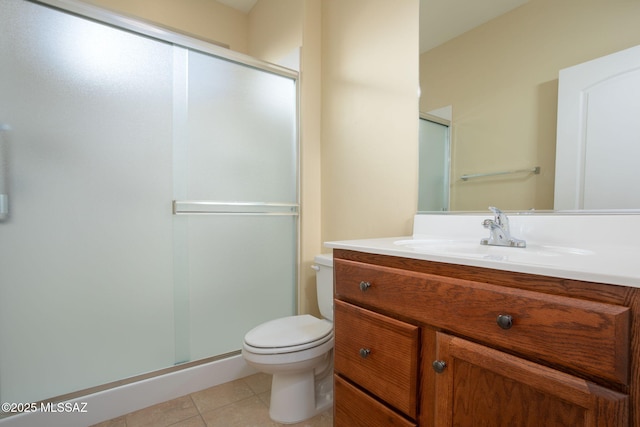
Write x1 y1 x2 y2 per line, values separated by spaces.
244 315 333 349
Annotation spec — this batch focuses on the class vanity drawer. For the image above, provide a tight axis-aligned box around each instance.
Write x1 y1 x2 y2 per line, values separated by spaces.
334 299 419 418
334 259 630 385
334 375 417 427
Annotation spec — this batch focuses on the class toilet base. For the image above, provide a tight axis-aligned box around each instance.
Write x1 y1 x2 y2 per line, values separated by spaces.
269 356 334 424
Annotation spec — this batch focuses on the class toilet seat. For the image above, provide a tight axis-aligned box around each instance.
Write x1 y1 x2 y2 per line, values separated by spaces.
243 315 333 355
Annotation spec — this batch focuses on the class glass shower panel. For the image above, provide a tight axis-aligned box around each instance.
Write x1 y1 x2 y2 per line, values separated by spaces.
418 118 450 212
175 50 298 361
185 50 297 203
0 0 175 403
183 215 297 360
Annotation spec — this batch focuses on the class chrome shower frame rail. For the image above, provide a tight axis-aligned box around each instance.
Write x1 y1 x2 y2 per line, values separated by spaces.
173 201 299 216
32 0 298 79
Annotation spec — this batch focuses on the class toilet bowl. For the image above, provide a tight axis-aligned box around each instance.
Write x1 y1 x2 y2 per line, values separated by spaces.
241 254 334 424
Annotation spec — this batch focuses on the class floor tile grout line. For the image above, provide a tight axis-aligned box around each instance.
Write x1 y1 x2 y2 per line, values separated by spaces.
187 393 200 419
193 393 267 419
187 375 265 422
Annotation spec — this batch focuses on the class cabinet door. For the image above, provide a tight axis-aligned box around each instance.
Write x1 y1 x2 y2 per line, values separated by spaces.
433 333 628 427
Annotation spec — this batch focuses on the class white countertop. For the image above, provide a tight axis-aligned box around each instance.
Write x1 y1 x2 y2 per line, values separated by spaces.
325 213 640 288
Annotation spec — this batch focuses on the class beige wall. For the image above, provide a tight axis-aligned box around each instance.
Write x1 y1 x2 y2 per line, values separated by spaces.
321 0 419 242
81 0 249 52
298 0 324 316
248 0 303 64
253 0 419 313
420 0 640 211
73 0 419 316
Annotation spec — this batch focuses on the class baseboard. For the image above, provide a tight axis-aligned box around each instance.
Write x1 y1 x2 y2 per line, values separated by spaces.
0 354 256 427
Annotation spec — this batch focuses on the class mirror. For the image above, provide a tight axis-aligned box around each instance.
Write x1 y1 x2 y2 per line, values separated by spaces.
419 0 640 212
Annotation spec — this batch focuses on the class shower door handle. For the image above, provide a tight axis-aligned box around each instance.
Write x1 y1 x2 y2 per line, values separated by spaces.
0 124 10 221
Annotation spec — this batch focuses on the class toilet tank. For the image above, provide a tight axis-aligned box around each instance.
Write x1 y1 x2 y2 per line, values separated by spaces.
313 253 334 321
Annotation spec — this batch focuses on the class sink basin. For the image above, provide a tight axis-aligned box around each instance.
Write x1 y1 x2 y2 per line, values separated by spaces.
393 239 594 263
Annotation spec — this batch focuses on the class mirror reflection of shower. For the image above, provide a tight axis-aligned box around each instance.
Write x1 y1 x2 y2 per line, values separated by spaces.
418 109 451 212
0 124 9 221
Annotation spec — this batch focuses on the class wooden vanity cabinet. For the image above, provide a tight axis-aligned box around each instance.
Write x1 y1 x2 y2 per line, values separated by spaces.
332 249 639 427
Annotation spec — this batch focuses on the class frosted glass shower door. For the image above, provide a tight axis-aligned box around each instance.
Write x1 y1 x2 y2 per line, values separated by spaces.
0 0 298 408
173 50 298 361
418 118 450 212
0 0 175 403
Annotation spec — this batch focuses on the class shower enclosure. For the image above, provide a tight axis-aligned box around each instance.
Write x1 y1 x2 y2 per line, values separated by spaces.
0 0 298 405
418 116 450 212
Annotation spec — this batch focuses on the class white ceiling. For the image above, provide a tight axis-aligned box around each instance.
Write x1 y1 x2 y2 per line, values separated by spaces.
216 0 529 53
419 0 529 53
217 0 257 13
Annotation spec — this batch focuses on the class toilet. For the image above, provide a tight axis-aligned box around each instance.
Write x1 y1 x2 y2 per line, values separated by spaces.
242 253 334 424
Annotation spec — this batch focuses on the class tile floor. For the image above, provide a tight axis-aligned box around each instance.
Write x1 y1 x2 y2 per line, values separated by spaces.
90 373 333 427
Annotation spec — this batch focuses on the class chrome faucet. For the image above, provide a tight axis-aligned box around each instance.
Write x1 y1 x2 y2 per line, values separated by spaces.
480 207 526 248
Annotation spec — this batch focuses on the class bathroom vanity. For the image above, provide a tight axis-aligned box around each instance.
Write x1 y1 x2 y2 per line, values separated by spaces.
327 214 640 426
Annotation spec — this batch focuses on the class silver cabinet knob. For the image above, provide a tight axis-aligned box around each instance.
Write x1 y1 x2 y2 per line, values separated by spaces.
359 281 371 291
359 348 371 358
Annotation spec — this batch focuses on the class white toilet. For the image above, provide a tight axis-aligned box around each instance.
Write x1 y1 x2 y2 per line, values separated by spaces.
242 253 334 424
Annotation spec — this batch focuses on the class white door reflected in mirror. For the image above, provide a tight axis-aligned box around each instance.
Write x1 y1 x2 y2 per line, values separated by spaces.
555 44 640 210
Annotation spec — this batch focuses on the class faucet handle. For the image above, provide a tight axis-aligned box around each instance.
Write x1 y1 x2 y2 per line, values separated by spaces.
482 218 495 229
488 206 508 228
488 206 504 219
